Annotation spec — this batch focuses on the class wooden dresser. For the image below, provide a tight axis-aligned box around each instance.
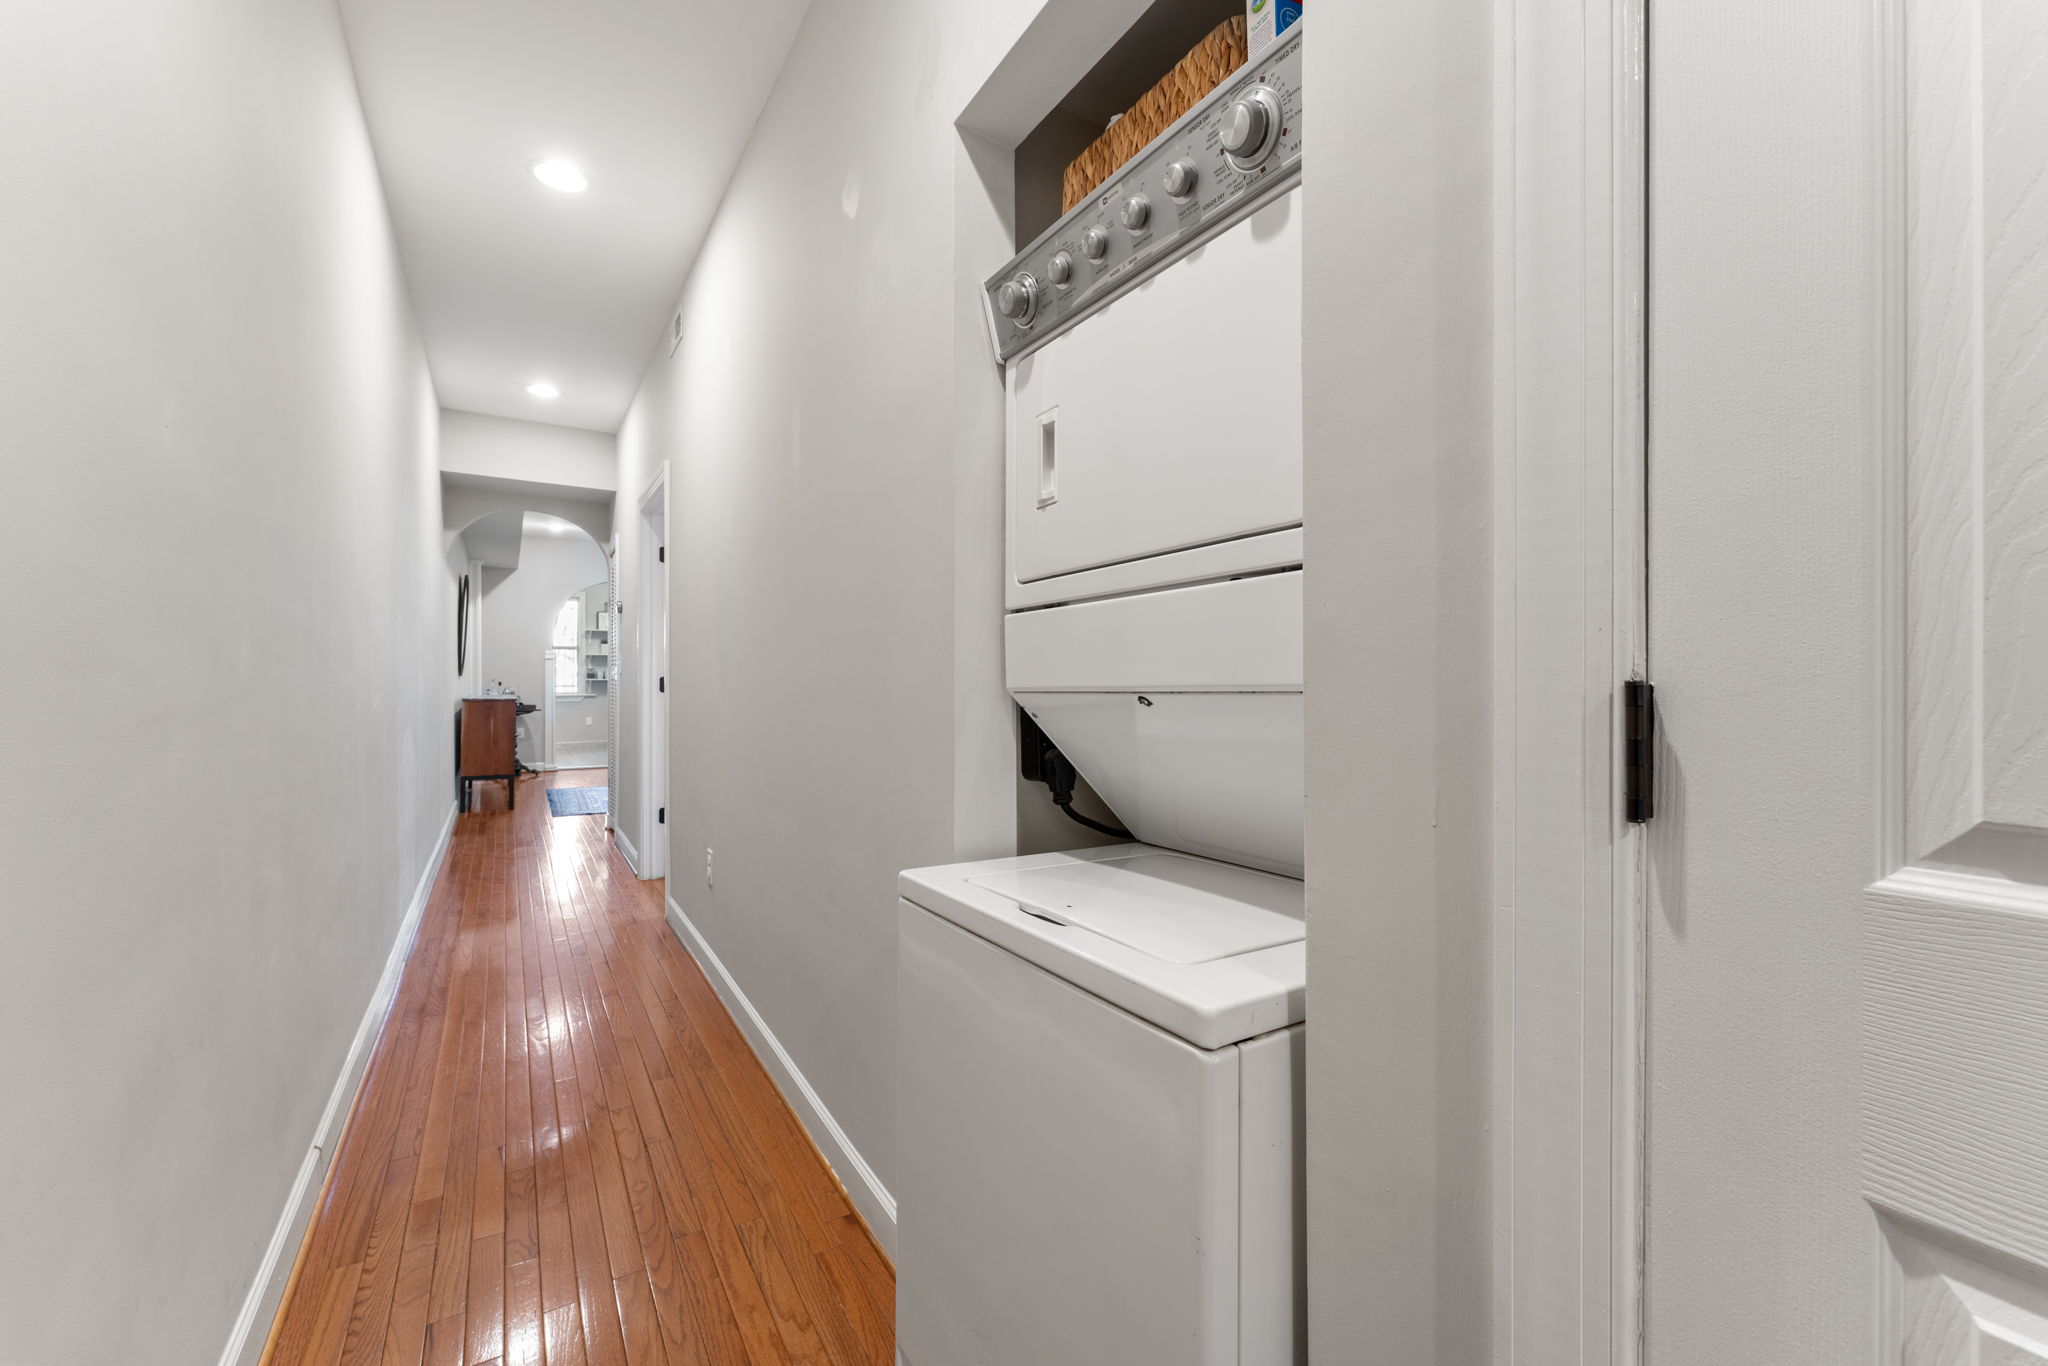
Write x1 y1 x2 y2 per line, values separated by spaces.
458 698 518 811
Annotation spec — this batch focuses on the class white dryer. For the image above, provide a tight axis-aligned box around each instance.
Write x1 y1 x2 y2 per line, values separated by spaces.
897 847 1304 1366
990 28 1305 879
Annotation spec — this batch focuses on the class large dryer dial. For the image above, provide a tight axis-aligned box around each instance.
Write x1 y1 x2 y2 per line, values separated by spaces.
1220 87 1285 171
995 273 1041 325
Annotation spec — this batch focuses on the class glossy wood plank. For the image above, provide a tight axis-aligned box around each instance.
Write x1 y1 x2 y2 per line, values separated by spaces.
260 771 891 1365
464 1233 505 1365
673 1229 759 1366
503 1258 543 1366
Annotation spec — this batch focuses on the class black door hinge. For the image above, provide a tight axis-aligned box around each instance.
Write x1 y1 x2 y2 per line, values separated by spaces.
658 546 666 563
658 676 665 693
1624 680 1655 823
658 807 666 824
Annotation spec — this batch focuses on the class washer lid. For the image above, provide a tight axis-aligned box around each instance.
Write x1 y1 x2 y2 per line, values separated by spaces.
900 845 1305 1050
966 853 1302 964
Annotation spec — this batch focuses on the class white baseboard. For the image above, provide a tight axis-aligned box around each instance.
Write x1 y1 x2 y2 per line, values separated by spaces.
663 893 897 1252
217 799 459 1366
614 827 642 877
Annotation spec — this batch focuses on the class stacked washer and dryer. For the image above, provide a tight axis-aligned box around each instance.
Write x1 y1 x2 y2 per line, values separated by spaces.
897 25 1304 1366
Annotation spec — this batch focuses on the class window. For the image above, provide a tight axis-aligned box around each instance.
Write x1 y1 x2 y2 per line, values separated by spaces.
552 597 580 696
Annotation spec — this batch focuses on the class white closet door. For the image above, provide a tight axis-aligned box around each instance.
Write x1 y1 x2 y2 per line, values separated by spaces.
1648 0 2048 1358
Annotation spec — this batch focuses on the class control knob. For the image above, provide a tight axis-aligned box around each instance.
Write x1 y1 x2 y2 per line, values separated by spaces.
994 273 1040 324
1120 193 1152 232
1163 161 1198 199
1047 250 1074 285
1080 225 1111 260
1220 86 1284 170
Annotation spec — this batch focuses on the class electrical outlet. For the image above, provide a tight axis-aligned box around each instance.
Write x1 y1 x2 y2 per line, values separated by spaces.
705 848 714 886
584 715 593 726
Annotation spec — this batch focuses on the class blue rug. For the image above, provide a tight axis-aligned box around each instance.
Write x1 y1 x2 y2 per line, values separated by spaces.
545 786 608 817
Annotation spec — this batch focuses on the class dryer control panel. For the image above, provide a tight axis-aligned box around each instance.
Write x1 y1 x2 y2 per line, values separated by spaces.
983 24 1303 366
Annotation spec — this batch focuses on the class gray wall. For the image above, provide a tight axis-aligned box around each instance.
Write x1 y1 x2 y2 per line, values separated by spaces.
607 1 1501 1345
0 2 454 1362
1303 0 1497 1359
612 0 1070 1221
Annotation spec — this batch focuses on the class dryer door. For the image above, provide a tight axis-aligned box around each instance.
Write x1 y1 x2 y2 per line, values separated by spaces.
1006 571 1305 876
1008 188 1301 586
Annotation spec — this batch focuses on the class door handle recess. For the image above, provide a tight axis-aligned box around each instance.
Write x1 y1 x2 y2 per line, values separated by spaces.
1036 410 1058 508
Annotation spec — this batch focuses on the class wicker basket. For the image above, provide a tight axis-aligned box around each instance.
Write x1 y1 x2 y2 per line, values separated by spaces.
1061 16 1249 214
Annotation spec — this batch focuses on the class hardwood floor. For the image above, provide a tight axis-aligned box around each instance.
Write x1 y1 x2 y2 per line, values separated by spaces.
261 770 893 1366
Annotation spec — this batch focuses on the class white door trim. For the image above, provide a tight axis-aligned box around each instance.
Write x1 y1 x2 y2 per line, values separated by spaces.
539 651 557 770
1490 0 1647 1359
637 466 670 880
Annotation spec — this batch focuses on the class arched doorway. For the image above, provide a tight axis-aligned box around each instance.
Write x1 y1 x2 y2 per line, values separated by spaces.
451 508 615 794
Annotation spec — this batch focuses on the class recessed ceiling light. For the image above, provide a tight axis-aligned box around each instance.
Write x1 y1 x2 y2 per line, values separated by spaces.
530 159 588 194
524 380 560 399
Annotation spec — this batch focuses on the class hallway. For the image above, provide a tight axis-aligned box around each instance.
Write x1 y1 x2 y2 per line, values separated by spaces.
263 772 892 1366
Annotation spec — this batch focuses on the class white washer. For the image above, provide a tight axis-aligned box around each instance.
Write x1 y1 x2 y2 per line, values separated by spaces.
897 845 1305 1366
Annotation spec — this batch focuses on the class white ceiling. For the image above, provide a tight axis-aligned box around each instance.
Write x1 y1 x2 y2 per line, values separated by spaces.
339 0 812 432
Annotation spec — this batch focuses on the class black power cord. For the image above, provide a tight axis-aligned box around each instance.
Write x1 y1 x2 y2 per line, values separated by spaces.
1019 708 1133 840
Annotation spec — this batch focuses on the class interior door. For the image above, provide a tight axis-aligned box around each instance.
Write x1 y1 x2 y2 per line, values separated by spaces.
641 493 669 880
1650 0 2048 1358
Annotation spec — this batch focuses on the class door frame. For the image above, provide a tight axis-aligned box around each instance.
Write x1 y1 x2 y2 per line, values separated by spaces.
637 467 670 880
1489 0 1648 1358
539 650 557 770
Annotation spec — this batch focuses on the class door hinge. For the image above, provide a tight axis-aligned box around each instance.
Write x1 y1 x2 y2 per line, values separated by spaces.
658 676 665 693
1624 679 1656 823
658 546 666 563
658 807 666 824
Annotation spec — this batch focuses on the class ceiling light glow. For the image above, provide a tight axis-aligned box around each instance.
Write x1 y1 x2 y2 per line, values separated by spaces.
530 159 588 194
524 380 560 399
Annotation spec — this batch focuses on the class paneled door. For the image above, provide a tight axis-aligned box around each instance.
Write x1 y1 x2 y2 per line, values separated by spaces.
1650 0 2048 1358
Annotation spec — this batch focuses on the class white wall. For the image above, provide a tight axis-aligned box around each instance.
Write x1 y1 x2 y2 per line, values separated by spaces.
1302 0 1496 1359
611 0 1078 1229
0 3 454 1364
477 531 610 762
441 407 618 493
